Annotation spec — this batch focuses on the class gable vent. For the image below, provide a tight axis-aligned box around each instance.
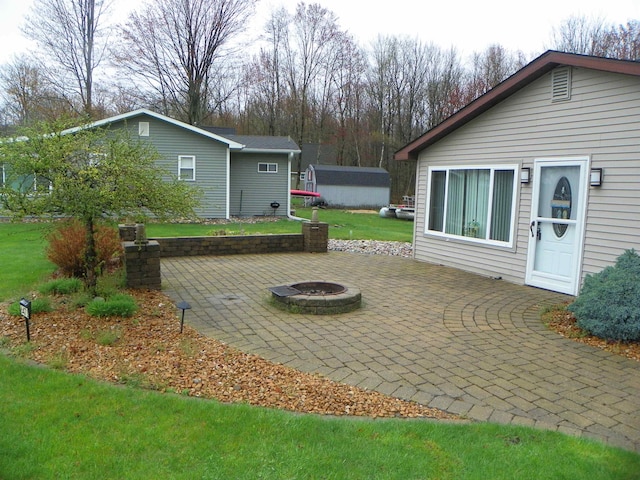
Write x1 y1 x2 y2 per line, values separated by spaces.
551 67 572 102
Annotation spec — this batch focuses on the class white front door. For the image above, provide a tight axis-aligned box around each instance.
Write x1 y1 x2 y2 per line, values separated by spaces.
525 158 589 295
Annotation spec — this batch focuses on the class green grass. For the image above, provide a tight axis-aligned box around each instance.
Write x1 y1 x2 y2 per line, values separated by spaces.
0 355 638 480
0 222 55 301
146 206 414 242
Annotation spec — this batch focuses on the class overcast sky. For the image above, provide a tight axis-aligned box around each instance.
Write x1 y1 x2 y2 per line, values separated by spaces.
1 0 639 65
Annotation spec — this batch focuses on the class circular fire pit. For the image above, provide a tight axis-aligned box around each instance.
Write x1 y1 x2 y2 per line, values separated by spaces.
269 281 361 314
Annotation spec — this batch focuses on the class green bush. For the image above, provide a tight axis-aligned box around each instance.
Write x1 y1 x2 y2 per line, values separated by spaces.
7 298 54 316
568 249 640 341
38 278 83 295
86 294 138 318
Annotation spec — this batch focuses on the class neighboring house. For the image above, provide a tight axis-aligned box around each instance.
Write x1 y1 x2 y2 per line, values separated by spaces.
85 109 300 218
395 51 640 296
304 164 390 208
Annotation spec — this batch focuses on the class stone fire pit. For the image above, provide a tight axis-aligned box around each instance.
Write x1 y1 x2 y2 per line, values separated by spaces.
269 281 361 314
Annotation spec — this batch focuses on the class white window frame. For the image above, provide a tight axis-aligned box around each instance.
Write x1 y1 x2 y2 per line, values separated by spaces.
138 122 150 137
178 155 196 181
258 162 278 173
424 164 518 248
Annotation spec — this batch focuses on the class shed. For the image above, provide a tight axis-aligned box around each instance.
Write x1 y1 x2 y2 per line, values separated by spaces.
304 164 390 208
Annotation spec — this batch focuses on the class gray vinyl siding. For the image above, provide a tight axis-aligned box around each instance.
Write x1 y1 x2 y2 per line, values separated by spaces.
316 185 389 208
229 153 290 216
110 115 229 218
414 66 640 287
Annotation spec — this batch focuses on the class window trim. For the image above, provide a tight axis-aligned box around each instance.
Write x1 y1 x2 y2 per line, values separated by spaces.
178 155 196 181
138 122 150 136
424 164 519 248
258 162 278 174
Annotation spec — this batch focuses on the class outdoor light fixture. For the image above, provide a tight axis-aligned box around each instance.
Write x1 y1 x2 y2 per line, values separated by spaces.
590 168 603 187
520 167 530 184
176 301 192 333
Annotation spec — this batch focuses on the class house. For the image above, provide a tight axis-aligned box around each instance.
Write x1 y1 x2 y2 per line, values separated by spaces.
84 109 300 218
395 51 640 296
304 164 391 208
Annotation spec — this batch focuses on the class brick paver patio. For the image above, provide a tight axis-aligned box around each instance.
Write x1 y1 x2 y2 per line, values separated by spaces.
161 251 640 452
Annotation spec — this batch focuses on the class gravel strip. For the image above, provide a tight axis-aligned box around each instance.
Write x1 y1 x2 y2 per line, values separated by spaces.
328 239 413 258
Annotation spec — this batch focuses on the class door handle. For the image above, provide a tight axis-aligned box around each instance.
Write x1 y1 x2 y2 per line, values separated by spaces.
530 221 535 237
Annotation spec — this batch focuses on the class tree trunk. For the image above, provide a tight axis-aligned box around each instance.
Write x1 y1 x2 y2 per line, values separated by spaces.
84 216 98 295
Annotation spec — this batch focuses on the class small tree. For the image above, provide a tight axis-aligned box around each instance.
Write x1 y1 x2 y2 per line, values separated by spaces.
0 118 201 293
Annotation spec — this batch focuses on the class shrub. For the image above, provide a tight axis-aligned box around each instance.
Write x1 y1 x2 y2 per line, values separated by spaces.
568 249 640 341
86 294 138 318
38 278 83 295
46 220 124 278
7 298 53 316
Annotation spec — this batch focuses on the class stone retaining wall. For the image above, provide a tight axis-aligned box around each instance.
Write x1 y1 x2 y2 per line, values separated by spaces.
152 234 305 257
120 219 328 289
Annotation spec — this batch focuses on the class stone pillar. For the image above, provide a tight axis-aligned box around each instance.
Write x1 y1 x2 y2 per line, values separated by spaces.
123 240 161 290
118 224 137 242
302 221 328 253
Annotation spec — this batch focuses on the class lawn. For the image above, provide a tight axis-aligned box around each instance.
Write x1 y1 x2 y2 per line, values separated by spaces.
1 355 638 480
0 222 55 301
1 217 639 478
145 206 414 242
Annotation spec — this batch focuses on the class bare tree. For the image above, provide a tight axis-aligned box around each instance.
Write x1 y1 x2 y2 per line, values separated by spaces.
116 0 256 126
550 15 609 56
23 0 111 117
603 20 640 60
282 3 337 145
464 45 527 102
0 58 72 125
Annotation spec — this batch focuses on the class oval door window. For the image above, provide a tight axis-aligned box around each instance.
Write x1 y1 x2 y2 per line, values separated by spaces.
551 176 571 237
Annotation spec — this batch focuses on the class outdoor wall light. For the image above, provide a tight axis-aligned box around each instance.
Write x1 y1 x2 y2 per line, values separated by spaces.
520 167 530 184
590 168 603 187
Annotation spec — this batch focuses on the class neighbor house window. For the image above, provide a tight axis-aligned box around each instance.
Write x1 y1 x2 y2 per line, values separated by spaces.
426 165 517 246
258 162 277 173
138 122 150 136
178 155 195 181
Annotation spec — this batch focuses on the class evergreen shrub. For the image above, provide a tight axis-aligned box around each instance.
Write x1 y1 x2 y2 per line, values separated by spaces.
568 249 640 341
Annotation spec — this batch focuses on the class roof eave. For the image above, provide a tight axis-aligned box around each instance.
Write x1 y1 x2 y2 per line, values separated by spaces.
237 148 301 155
62 108 245 149
394 50 640 161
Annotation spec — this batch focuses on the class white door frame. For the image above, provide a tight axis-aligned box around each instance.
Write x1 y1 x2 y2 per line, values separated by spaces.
525 157 589 295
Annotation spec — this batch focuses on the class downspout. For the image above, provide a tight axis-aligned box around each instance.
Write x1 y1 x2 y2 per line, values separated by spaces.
287 151 307 222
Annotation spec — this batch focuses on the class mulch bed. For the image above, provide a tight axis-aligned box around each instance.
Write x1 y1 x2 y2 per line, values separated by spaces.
3 292 636 421
542 303 640 362
0 289 456 420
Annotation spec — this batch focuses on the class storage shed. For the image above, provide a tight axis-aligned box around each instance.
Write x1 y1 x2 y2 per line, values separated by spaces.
304 165 390 208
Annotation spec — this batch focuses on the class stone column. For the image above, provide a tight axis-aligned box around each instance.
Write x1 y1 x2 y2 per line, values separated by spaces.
123 240 161 290
302 221 328 253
